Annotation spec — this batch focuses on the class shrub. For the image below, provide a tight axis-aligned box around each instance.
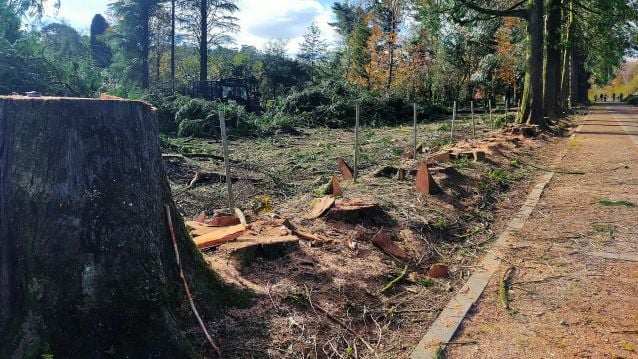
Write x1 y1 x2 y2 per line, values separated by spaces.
268 81 447 128
143 92 259 137
625 95 638 105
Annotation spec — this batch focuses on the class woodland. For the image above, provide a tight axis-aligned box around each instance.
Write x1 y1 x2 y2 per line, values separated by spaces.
2 0 637 133
2 0 638 358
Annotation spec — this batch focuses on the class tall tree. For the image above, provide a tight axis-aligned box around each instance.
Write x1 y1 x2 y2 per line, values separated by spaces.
297 22 328 80
90 14 112 68
109 0 161 88
177 0 239 81
373 0 404 90
454 0 546 127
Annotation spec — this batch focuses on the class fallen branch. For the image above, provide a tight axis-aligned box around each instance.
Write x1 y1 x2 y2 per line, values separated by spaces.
610 329 638 334
304 286 376 355
381 265 408 293
165 205 221 357
499 266 516 314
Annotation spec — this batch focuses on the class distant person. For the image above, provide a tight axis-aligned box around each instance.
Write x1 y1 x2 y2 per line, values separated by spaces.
620 93 624 101
613 93 616 101
604 94 608 102
594 94 598 102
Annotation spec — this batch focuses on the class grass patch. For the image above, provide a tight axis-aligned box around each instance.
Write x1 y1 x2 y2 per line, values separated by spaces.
599 199 637 208
593 224 617 236
620 340 635 352
417 278 436 287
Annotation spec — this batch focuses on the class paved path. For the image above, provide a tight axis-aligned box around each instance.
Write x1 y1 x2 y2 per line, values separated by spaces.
444 105 638 358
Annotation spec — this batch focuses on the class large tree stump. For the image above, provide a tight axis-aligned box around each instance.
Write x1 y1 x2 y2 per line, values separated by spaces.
0 97 242 358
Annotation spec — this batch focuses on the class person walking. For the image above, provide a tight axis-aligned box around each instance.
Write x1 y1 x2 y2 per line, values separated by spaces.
613 93 616 102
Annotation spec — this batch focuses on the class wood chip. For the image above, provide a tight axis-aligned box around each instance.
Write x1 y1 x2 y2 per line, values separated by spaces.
206 215 241 227
427 263 449 278
371 230 407 259
338 158 354 180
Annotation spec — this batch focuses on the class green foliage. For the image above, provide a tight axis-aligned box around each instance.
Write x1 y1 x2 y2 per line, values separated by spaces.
268 81 446 128
143 93 258 137
626 95 638 105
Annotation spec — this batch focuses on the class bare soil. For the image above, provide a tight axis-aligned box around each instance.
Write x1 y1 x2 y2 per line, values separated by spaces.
162 111 572 358
447 105 638 359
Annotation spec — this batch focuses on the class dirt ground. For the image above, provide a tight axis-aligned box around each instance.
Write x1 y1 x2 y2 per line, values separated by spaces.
162 111 573 358
446 104 638 359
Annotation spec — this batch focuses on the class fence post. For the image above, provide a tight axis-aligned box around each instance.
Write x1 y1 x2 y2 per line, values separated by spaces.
354 104 360 181
219 111 235 214
471 100 475 139
413 103 417 160
489 99 493 130
451 100 457 141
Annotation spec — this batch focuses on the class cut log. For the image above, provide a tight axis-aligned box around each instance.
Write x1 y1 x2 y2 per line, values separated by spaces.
370 230 407 259
0 97 237 358
206 214 241 227
193 224 247 249
337 158 354 180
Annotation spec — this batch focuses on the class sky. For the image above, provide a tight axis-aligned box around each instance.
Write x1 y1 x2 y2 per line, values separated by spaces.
43 0 338 54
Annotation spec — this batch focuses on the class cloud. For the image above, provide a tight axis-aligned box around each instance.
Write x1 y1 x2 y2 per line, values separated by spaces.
42 0 108 33
236 0 337 54
45 0 338 54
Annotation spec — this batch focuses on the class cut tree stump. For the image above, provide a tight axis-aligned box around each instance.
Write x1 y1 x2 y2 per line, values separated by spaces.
0 97 241 358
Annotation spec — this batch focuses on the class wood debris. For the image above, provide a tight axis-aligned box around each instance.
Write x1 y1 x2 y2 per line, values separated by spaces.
371 230 407 260
427 263 449 278
193 224 247 249
307 196 336 219
416 160 441 196
337 158 354 180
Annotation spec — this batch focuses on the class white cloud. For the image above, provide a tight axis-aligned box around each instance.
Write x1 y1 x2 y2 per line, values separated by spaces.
44 0 337 54
42 0 108 34
235 0 336 54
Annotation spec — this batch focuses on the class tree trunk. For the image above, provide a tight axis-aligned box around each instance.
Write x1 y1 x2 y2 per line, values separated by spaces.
171 0 176 92
543 0 562 120
0 97 243 358
527 0 545 127
200 0 208 81
559 0 573 110
141 2 151 89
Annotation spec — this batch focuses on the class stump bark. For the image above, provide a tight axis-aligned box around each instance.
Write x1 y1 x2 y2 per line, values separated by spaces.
0 97 240 358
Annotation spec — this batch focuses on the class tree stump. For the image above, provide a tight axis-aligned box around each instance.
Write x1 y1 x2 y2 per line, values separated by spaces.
0 97 241 358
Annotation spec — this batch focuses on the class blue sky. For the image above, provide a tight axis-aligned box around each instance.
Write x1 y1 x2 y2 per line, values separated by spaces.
44 0 338 53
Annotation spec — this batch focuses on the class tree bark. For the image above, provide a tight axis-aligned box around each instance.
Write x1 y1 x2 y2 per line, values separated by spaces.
543 0 562 120
141 1 151 89
0 97 242 358
527 0 545 127
559 0 573 110
200 0 208 81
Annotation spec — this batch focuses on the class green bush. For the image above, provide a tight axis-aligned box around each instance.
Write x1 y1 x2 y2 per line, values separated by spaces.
625 95 638 105
142 92 259 137
177 118 214 137
268 81 447 128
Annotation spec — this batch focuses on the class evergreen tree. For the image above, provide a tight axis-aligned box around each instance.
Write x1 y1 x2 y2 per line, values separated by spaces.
90 14 112 68
297 22 328 81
